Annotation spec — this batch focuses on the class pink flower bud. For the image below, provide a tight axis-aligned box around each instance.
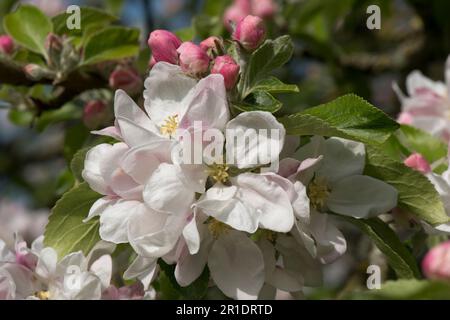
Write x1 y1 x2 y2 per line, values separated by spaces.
403 153 431 174
147 30 182 64
83 100 108 129
109 67 142 94
200 36 223 57
211 55 240 90
177 42 210 77
0 35 14 55
223 0 251 31
251 0 277 19
232 15 266 51
422 241 450 281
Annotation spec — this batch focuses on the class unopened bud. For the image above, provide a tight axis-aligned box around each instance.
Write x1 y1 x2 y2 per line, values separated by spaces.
109 67 142 95
83 100 109 129
200 36 224 58
149 55 156 69
223 0 251 31
0 35 14 55
422 241 450 281
403 153 431 174
147 30 182 64
251 0 277 19
177 42 210 77
232 15 266 51
24 64 53 80
211 55 240 90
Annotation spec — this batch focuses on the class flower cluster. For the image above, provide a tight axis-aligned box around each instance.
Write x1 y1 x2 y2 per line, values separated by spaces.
76 26 398 299
394 56 450 142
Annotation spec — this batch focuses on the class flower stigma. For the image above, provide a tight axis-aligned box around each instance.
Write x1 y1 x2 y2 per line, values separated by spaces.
207 163 229 183
208 218 230 238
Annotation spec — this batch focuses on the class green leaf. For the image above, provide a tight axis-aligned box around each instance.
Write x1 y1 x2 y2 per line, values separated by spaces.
8 108 34 126
233 91 282 113
70 147 90 182
3 5 53 57
157 260 210 300
44 182 101 258
175 27 195 41
339 216 420 279
397 125 448 164
279 94 399 144
250 77 299 94
82 27 140 65
192 14 223 39
348 279 450 300
52 7 117 36
365 145 449 226
240 35 294 97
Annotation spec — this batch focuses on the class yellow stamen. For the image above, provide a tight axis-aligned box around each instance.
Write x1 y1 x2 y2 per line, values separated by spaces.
35 290 50 300
160 115 179 137
307 176 330 210
208 218 230 238
207 163 229 183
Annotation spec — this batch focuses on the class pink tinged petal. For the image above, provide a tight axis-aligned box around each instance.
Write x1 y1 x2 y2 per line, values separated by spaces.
275 235 323 287
233 173 294 232
208 230 265 300
89 255 112 288
226 111 285 169
397 112 413 125
0 264 35 299
99 200 141 244
82 144 117 195
258 239 303 292
179 74 230 131
422 240 450 280
128 207 187 258
308 213 347 264
147 30 181 64
121 140 173 185
406 70 447 98
319 137 365 184
108 168 143 200
91 126 123 141
143 62 197 127
35 247 58 280
124 256 158 290
143 163 196 216
404 153 431 174
195 184 260 233
175 225 213 287
327 175 398 219
84 197 117 222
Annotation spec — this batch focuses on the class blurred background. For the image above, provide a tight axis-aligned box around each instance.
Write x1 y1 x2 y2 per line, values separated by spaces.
0 0 449 297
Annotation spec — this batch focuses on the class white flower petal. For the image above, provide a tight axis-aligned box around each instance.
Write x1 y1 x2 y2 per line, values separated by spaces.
226 111 285 169
327 175 398 218
143 62 197 126
123 256 158 290
99 200 140 244
89 254 112 288
208 230 264 300
318 137 365 183
143 163 196 215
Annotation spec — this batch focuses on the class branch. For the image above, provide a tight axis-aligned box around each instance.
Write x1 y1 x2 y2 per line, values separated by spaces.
0 58 109 111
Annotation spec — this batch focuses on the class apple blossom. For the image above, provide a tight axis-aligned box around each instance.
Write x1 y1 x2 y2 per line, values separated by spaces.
0 35 14 55
223 0 252 31
233 15 266 51
177 42 210 77
394 56 450 141
403 153 432 174
199 36 223 57
147 30 182 64
422 241 450 281
211 55 240 90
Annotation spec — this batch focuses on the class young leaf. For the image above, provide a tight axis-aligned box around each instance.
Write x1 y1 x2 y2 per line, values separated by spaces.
232 91 282 113
70 147 90 182
52 7 117 36
44 182 101 259
250 77 299 94
348 279 450 300
279 94 399 144
365 145 449 226
82 27 140 65
240 35 294 97
339 216 420 279
3 5 53 58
